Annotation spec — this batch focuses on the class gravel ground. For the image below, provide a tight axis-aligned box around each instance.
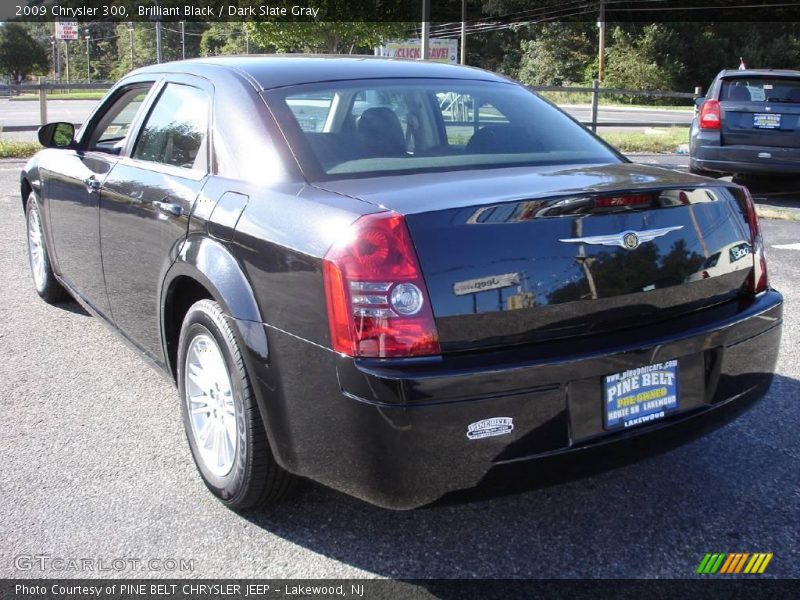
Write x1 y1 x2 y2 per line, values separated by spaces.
0 158 797 580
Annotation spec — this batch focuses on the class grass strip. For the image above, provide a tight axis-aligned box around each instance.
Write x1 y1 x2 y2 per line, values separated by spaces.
0 139 41 158
600 128 690 153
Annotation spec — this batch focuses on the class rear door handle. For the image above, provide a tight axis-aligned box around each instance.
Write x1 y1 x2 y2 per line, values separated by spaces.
84 176 100 193
152 200 183 217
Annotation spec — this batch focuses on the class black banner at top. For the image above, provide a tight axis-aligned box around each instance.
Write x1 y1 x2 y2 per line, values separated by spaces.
4 0 800 23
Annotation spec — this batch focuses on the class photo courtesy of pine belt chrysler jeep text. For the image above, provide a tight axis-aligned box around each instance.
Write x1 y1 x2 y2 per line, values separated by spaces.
22 56 782 510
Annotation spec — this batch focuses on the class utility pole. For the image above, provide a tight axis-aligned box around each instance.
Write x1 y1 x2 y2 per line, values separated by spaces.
64 41 70 91
460 0 466 65
50 36 56 80
420 0 430 60
245 27 249 54
128 23 134 70
85 34 90 82
155 20 162 63
598 0 606 82
180 21 185 60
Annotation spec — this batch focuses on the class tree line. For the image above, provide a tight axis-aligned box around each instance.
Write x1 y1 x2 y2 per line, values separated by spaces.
2 19 799 100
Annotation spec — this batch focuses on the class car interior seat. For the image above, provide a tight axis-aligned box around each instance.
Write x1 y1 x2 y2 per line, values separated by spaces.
726 85 752 102
356 107 407 157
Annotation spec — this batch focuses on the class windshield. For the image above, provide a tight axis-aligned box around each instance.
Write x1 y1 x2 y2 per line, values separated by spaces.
266 79 620 179
722 77 800 103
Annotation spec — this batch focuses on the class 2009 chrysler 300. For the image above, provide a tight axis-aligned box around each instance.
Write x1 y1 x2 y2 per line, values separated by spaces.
22 57 782 510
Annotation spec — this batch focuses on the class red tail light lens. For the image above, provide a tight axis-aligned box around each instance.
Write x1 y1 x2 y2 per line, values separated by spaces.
323 212 441 358
740 187 768 294
699 99 721 130
594 193 653 209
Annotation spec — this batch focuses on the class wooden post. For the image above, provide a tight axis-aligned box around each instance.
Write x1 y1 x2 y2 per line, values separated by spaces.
38 77 47 126
590 79 600 133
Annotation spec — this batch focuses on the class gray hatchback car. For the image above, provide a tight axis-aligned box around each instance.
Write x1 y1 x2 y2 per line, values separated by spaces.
690 69 800 176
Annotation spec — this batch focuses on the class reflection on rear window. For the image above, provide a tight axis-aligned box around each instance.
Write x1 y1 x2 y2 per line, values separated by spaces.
722 78 800 103
286 92 334 132
703 252 721 269
268 79 619 179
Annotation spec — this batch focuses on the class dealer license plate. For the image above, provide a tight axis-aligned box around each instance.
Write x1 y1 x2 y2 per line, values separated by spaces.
604 360 679 431
753 113 781 129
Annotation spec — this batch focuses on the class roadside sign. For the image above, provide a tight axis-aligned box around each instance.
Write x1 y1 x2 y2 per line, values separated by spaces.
379 39 458 64
55 22 79 41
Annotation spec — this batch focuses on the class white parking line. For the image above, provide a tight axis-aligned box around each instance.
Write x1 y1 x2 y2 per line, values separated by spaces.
772 243 800 250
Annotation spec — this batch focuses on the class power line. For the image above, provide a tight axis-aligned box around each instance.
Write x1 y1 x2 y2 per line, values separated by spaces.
429 1 595 37
478 0 594 22
430 6 597 38
430 0 592 33
607 1 800 9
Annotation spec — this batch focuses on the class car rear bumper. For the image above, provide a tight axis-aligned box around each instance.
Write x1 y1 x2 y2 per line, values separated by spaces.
254 291 782 509
691 142 800 174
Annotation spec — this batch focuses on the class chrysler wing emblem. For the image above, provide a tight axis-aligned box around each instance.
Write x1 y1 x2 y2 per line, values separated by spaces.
559 225 684 250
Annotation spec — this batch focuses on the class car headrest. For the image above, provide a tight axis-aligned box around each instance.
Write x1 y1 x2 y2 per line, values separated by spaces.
727 85 752 102
357 107 406 156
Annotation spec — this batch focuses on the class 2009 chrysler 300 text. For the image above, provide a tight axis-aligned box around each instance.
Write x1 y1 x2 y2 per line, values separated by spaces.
22 57 782 510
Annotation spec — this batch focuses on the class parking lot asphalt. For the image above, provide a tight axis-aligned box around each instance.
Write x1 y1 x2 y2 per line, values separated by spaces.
0 158 797 580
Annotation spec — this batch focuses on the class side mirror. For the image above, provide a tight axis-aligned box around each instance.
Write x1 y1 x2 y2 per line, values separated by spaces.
695 96 706 107
38 122 75 148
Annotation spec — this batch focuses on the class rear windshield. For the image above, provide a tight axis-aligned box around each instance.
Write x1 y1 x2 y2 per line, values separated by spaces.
266 79 620 179
721 77 800 103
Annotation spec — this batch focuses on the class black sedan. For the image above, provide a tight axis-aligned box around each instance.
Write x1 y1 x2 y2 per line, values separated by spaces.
23 57 782 510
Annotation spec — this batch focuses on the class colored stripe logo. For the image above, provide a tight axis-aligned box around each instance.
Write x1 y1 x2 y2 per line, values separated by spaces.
696 552 773 574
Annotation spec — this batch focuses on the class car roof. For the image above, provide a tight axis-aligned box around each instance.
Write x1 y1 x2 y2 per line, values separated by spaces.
719 68 800 79
131 55 511 90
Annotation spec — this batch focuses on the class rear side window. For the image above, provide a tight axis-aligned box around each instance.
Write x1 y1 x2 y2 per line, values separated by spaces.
132 83 209 170
722 78 800 103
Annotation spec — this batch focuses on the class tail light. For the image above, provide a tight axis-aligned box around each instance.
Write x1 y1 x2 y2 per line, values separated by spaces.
594 193 653 209
740 187 768 294
323 212 441 358
699 99 721 130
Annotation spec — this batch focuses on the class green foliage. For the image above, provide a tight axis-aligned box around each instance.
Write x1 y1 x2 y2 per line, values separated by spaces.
200 23 269 56
0 138 41 158
604 25 685 98
52 123 74 146
244 0 411 53
6 7 800 102
0 23 48 83
247 19 411 54
600 128 690 153
466 27 524 77
517 23 595 86
110 22 209 80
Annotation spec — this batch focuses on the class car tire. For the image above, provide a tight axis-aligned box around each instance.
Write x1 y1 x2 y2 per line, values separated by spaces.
178 299 294 510
25 193 69 304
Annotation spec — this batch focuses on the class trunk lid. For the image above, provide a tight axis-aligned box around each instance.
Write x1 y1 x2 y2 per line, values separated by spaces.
317 164 755 352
